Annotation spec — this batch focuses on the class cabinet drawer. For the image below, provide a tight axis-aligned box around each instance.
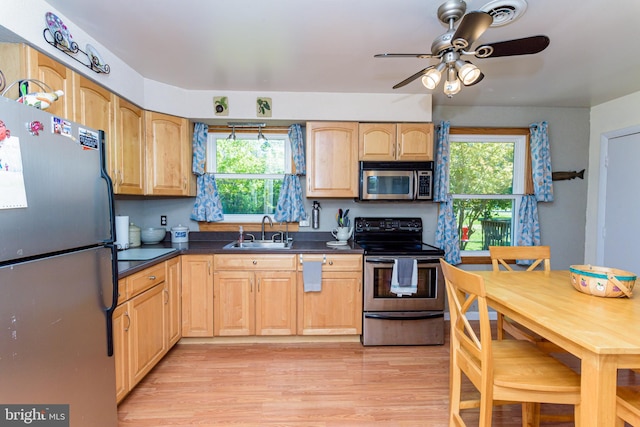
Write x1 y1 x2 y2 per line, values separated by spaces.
298 254 362 272
214 254 296 270
127 263 166 299
117 279 128 305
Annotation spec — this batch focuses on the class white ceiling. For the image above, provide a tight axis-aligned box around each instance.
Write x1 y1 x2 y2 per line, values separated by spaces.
43 0 640 108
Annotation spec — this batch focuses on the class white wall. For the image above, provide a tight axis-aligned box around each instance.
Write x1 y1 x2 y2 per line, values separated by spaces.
585 90 640 264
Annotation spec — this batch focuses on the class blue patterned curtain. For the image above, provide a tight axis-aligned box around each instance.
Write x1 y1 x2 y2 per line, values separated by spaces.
434 121 461 264
529 121 554 202
190 122 224 222
517 195 541 246
516 121 552 259
274 124 307 222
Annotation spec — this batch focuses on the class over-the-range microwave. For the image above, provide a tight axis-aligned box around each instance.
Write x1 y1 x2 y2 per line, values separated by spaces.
359 161 433 201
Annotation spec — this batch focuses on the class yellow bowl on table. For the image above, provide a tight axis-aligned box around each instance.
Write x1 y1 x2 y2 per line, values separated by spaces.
569 265 636 298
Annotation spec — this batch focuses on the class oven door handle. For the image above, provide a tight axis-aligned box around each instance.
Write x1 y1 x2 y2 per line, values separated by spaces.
364 312 444 321
365 258 440 265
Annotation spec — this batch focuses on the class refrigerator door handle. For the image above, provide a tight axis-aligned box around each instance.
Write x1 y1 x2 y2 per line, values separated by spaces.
99 130 116 244
105 242 119 357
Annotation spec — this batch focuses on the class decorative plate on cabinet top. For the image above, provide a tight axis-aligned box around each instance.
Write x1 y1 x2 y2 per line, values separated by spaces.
86 44 106 72
45 12 74 50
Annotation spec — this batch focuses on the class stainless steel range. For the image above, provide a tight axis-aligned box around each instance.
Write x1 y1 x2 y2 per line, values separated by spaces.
354 217 445 346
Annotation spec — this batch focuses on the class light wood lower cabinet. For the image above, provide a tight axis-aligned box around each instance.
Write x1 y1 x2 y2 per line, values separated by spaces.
114 259 181 403
166 257 182 347
213 254 297 336
128 282 167 387
181 255 214 337
297 254 363 335
112 300 130 403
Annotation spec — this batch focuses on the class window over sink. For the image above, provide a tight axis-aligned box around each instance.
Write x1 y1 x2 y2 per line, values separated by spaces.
449 128 530 255
206 130 291 221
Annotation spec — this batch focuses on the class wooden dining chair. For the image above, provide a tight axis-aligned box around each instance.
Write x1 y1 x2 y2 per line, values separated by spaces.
617 386 640 426
440 259 581 427
489 246 556 346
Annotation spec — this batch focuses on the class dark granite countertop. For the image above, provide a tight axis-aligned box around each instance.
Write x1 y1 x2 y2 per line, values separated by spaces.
117 231 363 279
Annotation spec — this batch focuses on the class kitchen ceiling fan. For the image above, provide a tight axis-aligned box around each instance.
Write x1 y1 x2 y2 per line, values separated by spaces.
375 0 550 97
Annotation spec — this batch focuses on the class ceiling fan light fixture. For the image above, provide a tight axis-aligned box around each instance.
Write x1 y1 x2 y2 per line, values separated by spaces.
443 67 462 97
421 63 446 89
455 60 482 85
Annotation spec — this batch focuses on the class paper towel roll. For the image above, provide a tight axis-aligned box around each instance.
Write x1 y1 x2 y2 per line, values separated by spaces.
115 215 130 250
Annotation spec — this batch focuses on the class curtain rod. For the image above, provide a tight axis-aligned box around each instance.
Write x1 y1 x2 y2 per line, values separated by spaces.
207 125 291 133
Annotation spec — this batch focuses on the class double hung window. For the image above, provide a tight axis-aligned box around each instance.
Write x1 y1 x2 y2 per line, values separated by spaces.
448 128 530 254
206 130 291 221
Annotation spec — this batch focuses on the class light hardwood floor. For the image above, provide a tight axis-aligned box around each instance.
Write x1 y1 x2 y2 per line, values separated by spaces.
117 330 640 426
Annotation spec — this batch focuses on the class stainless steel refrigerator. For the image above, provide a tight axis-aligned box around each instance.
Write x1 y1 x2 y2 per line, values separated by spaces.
0 96 118 426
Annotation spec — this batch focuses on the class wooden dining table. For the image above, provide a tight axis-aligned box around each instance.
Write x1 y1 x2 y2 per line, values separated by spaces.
475 269 640 427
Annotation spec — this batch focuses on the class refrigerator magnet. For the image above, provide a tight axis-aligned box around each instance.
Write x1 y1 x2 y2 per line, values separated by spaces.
26 120 44 136
78 127 99 150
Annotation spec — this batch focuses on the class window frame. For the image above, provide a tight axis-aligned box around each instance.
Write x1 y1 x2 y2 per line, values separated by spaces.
448 127 532 258
206 129 292 223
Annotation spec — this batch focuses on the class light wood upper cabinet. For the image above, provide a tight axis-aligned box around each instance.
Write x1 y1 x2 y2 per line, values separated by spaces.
213 254 297 336
27 48 74 119
306 121 359 198
145 111 194 196
297 254 363 335
181 255 214 337
73 74 115 132
112 97 145 195
0 43 74 119
359 122 434 161
358 123 396 160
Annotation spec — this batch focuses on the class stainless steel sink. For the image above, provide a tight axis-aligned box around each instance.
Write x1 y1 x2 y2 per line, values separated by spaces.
222 240 293 250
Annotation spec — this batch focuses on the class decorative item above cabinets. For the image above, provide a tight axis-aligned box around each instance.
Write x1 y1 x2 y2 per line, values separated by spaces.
43 12 110 74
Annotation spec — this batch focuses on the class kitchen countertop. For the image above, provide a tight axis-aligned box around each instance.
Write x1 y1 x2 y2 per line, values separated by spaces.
117 232 363 279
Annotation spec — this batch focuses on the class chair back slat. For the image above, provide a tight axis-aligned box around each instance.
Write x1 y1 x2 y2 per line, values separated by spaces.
490 245 551 272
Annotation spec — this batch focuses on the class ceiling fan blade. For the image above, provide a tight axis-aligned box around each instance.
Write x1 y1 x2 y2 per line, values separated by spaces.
478 35 550 58
392 67 434 89
452 11 493 49
374 53 434 59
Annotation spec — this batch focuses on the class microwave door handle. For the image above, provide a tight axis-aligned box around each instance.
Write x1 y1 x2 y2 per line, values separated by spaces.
413 170 419 200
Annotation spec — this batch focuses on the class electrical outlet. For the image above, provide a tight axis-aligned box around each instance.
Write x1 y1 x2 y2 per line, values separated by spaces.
299 219 310 227
160 215 167 226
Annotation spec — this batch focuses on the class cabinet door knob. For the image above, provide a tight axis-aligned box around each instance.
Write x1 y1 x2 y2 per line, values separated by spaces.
148 275 156 280
253 260 257 265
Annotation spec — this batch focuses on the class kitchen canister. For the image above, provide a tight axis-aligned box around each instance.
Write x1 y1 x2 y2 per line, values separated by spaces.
129 222 141 248
171 224 189 244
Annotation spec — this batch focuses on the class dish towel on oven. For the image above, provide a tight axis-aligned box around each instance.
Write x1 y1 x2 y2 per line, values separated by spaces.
391 258 417 296
303 261 323 292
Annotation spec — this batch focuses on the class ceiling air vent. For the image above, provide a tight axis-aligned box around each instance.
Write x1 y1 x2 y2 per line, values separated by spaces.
480 0 528 27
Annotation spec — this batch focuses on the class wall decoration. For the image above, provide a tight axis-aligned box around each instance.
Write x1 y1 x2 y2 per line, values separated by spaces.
214 96 228 116
552 169 585 181
43 12 110 74
257 97 272 117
